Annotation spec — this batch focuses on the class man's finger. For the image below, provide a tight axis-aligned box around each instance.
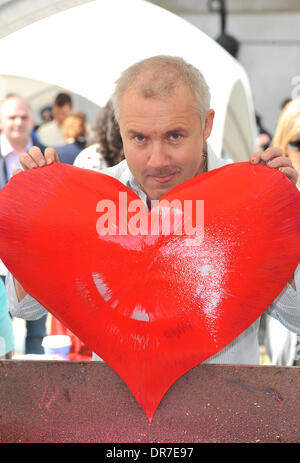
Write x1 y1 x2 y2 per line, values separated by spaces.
250 147 284 165
267 156 292 169
19 146 60 170
44 147 60 165
260 146 283 162
279 166 298 185
249 151 262 164
28 146 46 167
19 151 41 170
19 146 45 170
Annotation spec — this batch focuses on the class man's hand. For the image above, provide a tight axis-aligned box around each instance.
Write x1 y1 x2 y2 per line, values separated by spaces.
12 147 59 176
19 146 59 171
250 147 298 185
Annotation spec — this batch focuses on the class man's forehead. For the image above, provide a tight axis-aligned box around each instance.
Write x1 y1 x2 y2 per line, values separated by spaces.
122 80 194 101
119 85 199 130
1 98 31 116
54 103 71 110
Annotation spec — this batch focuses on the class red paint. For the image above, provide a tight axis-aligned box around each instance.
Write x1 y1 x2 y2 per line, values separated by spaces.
0 162 300 421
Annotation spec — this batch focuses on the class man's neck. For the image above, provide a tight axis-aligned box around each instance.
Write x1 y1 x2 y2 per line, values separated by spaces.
11 144 27 153
1 134 31 155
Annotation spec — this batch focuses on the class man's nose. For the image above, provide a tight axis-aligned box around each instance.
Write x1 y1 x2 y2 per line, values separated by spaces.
147 141 169 168
14 117 23 125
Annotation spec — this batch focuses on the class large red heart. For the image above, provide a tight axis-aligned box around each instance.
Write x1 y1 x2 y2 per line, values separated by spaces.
0 162 300 421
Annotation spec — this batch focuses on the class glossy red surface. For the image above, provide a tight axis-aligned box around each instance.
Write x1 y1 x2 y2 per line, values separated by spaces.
0 162 300 421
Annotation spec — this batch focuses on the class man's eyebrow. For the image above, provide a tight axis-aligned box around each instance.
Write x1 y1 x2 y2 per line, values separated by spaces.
127 129 144 136
166 127 188 134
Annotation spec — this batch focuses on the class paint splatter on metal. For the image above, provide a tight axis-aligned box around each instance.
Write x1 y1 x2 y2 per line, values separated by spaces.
0 361 300 443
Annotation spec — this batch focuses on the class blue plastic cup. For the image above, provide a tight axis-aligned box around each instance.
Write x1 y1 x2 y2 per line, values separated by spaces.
42 335 71 359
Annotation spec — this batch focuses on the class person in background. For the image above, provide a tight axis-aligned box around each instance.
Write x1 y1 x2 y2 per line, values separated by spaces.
33 106 53 133
36 92 73 146
264 97 300 365
272 98 300 189
0 278 14 359
40 106 53 125
0 94 44 185
281 98 292 111
255 113 272 152
73 99 124 171
54 111 87 165
0 94 48 355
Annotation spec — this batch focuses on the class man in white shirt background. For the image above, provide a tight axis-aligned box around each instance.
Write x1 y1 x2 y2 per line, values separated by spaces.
36 92 73 146
0 94 48 355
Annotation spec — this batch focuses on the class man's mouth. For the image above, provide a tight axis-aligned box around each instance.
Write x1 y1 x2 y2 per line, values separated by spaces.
146 167 180 185
151 173 176 184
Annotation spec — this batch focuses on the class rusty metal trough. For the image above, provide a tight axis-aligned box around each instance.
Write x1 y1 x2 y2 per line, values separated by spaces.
0 361 300 443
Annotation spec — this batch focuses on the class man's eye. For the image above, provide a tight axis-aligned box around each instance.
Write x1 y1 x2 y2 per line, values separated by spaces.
169 133 181 141
134 134 146 143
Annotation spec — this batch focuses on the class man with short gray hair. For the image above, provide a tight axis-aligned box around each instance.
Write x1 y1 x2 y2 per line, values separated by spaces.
0 95 38 188
6 55 300 364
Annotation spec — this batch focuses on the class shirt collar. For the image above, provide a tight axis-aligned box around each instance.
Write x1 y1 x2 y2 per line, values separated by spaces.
127 169 148 206
0 134 33 158
116 161 148 203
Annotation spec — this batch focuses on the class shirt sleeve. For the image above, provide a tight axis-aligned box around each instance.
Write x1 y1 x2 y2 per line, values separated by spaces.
267 263 300 333
5 272 47 321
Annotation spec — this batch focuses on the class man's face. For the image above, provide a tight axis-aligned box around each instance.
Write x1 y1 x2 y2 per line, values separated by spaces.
119 85 214 201
0 98 34 148
52 104 72 125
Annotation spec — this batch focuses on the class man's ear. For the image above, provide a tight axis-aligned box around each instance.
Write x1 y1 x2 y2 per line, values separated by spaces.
203 109 215 141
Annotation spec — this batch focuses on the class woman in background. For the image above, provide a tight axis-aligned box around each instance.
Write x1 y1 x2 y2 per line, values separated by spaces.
73 99 124 170
55 111 87 165
272 98 300 188
264 97 300 365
